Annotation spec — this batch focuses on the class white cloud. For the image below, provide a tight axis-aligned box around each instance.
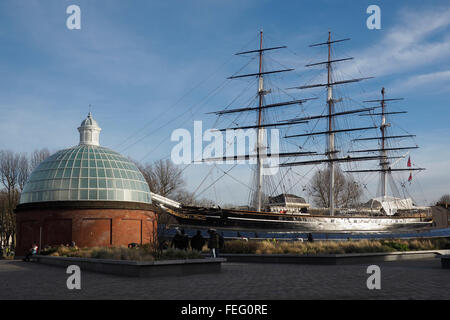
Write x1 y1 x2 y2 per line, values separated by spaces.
392 70 450 93
342 7 450 78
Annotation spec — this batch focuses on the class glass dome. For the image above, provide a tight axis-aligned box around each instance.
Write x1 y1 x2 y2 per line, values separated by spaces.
20 145 152 204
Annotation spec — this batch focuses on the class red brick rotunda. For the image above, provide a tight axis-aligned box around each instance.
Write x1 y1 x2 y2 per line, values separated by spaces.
15 113 157 255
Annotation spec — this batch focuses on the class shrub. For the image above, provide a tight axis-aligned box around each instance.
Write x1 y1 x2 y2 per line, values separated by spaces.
38 245 203 261
221 237 450 255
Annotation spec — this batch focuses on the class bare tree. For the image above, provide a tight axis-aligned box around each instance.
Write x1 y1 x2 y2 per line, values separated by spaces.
0 151 22 249
308 167 362 208
173 190 215 207
137 159 185 197
173 190 196 205
30 148 50 172
438 194 450 204
134 159 187 242
17 154 29 192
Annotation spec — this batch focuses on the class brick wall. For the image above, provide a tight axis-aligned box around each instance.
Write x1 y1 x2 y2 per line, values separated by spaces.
15 205 157 255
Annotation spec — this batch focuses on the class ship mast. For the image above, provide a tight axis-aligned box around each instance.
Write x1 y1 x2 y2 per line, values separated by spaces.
326 32 336 216
283 31 376 216
346 88 425 196
380 87 387 198
206 31 315 212
256 30 264 211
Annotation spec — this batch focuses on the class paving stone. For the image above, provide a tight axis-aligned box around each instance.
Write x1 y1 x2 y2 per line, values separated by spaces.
0 259 448 299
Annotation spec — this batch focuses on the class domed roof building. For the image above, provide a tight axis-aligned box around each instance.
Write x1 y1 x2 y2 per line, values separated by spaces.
15 113 157 255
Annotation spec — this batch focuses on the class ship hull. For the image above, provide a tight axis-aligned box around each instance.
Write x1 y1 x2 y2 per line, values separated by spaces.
163 207 433 233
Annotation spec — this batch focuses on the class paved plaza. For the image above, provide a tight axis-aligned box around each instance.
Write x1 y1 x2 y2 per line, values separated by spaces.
0 259 449 300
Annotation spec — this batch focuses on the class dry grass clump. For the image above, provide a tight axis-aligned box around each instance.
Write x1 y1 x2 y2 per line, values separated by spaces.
222 237 450 255
41 245 202 261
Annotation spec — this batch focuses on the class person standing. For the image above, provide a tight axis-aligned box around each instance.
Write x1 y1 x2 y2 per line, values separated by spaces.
207 229 220 258
171 229 183 249
180 229 189 250
190 230 206 251
23 242 38 262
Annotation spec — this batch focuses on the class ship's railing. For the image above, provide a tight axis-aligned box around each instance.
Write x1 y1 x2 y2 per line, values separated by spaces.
150 192 181 208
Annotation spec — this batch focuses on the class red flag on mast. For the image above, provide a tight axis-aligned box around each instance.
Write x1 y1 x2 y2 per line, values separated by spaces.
408 173 412 182
407 156 411 167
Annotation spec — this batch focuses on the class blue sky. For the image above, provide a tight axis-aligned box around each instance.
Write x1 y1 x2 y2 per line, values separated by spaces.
0 0 449 205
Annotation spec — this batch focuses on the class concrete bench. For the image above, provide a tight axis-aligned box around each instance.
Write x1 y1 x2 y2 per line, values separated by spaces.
33 255 226 277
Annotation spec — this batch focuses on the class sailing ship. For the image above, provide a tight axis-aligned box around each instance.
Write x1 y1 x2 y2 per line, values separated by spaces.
151 31 433 233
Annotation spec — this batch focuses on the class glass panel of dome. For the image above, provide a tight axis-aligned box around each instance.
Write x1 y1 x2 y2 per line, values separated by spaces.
106 179 115 188
97 168 105 177
74 159 81 167
61 179 70 189
52 179 62 189
116 180 123 188
61 190 69 199
115 190 123 201
98 179 106 188
81 168 88 177
107 190 115 200
52 190 59 201
80 189 88 200
80 178 88 188
70 190 78 200
89 160 96 167
112 169 120 178
72 168 80 177
89 168 96 177
111 161 118 168
63 169 71 178
99 190 107 200
88 190 97 200
55 169 63 178
96 160 104 167
67 160 74 167
105 168 113 178
71 179 79 188
89 178 97 188
82 160 88 167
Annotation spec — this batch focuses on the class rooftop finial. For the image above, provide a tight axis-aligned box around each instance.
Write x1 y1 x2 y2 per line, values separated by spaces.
78 112 101 146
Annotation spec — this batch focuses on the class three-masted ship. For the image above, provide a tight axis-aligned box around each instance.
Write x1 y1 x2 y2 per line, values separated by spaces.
151 31 433 233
